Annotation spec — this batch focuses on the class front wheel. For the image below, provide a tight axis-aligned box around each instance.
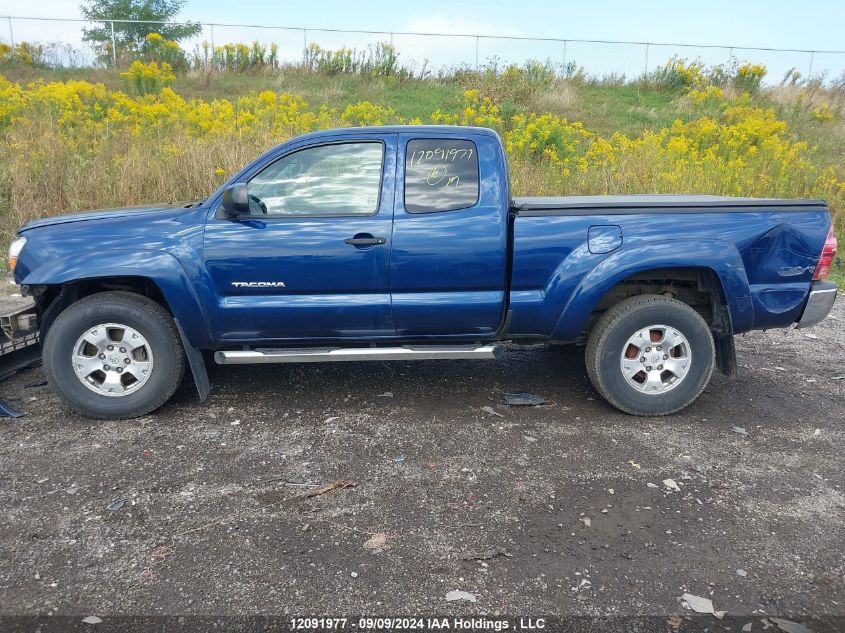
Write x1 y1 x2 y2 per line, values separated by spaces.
585 295 715 416
42 292 185 419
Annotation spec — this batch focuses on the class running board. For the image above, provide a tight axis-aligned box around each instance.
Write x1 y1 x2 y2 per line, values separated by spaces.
214 344 504 365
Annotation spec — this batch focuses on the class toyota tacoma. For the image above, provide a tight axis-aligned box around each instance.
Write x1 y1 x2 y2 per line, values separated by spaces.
7 125 838 418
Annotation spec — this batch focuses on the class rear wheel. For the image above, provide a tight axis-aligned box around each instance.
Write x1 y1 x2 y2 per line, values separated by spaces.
43 292 185 419
585 295 715 416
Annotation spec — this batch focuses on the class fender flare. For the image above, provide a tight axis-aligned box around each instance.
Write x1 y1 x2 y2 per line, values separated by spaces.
20 249 214 350
550 239 754 341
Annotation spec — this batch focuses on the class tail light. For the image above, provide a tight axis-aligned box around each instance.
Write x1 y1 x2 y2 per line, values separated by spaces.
812 224 838 281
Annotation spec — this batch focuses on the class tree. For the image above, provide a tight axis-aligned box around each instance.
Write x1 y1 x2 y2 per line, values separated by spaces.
80 0 201 64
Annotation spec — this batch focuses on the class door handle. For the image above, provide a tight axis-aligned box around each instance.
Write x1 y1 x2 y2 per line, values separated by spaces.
345 235 386 246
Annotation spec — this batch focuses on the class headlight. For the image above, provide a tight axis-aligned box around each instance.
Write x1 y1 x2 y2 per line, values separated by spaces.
8 236 27 272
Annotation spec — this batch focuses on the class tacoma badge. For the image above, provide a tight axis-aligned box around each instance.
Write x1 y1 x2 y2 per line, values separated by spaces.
231 281 286 288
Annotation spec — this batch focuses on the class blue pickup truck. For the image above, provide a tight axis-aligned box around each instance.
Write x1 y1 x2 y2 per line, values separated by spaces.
7 125 838 419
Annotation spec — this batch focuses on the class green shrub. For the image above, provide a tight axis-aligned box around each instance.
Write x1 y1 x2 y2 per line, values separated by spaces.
119 60 175 94
142 32 189 74
647 57 706 90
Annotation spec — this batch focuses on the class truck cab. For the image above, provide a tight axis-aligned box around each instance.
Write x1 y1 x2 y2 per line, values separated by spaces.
201 126 510 342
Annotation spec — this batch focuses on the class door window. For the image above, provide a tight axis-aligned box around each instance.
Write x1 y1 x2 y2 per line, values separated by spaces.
247 142 384 216
404 139 479 213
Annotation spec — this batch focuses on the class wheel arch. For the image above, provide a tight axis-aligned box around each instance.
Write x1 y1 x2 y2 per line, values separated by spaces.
32 276 165 341
589 266 731 333
550 240 753 344
20 250 213 349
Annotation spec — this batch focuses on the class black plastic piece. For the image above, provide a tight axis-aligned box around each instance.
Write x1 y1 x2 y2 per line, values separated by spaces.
715 334 737 378
0 399 24 417
221 183 250 217
345 236 386 246
175 319 210 402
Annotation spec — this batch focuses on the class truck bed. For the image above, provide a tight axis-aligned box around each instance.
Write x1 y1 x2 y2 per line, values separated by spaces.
508 196 832 341
513 194 827 215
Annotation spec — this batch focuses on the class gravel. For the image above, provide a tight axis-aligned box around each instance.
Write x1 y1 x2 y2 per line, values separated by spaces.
0 298 842 623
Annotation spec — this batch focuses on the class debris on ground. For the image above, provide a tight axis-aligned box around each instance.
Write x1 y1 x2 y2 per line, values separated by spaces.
629 460 641 469
393 454 405 465
256 479 357 505
579 517 591 527
363 533 388 551
254 477 325 487
65 484 79 495
647 483 658 489
105 498 129 512
376 392 393 398
831 375 845 381
459 547 512 561
503 392 545 406
732 426 750 435
736 568 748 577
680 592 727 619
0 399 24 418
445 590 477 603
663 479 681 492
770 617 817 633
481 405 503 417
81 616 102 624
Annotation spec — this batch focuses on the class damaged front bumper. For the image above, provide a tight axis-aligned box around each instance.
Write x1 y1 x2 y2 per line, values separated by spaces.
796 280 838 329
1 296 39 343
0 297 41 405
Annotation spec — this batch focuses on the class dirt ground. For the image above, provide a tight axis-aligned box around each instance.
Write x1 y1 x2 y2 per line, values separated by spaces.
0 298 843 631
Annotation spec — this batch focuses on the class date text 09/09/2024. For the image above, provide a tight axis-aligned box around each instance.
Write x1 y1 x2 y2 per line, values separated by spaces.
289 617 546 630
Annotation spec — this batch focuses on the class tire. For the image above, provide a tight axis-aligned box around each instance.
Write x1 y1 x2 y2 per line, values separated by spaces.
585 294 715 416
42 292 185 419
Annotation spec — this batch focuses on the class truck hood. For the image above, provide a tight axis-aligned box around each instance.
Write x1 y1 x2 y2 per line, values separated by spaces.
19 202 200 232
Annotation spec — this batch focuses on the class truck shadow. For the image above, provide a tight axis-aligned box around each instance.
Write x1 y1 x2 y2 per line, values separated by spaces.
161 341 833 432
196 344 594 409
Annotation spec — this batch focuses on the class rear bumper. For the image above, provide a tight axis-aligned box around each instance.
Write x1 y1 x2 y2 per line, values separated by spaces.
796 281 838 328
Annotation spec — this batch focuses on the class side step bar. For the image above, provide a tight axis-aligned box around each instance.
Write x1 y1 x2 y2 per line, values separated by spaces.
214 344 504 365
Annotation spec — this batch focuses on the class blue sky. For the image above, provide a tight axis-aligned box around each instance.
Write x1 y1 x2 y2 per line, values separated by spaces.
6 0 845 80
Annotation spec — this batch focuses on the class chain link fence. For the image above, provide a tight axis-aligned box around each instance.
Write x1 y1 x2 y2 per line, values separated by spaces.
3 14 845 83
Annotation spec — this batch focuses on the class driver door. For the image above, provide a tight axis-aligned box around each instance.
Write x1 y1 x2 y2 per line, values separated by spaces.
203 135 397 342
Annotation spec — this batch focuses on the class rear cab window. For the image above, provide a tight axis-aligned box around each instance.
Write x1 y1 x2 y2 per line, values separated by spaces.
404 139 479 213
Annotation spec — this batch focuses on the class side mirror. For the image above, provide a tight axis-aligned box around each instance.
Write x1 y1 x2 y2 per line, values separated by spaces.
221 183 250 217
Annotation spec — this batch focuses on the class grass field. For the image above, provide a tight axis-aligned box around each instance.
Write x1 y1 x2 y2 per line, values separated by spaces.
0 52 843 284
